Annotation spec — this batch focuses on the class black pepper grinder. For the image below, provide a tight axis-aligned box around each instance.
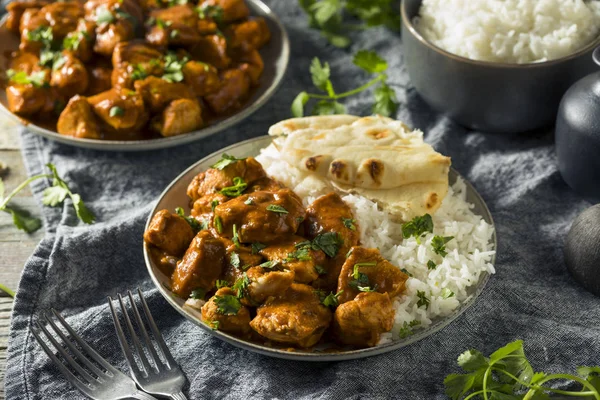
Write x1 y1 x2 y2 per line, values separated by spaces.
556 47 600 204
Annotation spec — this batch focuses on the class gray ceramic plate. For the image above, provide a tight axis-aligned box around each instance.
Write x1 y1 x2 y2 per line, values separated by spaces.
144 136 497 361
0 0 289 151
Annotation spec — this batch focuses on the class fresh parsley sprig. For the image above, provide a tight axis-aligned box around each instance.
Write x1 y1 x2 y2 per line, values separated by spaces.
445 340 600 400
298 0 400 48
291 50 398 118
0 163 95 233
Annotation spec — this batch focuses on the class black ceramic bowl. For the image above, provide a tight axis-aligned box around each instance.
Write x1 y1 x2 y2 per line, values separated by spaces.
401 0 600 133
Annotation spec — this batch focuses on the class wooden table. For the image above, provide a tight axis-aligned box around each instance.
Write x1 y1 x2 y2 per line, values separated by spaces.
0 120 44 400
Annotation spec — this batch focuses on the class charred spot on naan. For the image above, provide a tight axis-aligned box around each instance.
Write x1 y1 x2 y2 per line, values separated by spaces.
365 159 384 186
425 192 439 210
366 128 391 140
305 155 324 171
330 160 351 182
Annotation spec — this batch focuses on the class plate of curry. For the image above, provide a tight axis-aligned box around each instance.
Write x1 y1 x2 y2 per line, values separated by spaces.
0 0 289 151
143 136 496 361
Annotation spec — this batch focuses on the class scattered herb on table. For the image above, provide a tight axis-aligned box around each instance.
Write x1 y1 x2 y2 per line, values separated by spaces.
0 163 94 233
444 340 600 400
298 0 400 48
402 214 433 242
398 320 421 339
432 235 454 257
0 284 15 298
291 50 398 118
213 295 241 315
175 207 202 233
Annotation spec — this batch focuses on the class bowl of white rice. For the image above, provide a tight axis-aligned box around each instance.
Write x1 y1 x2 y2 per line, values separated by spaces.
401 0 600 133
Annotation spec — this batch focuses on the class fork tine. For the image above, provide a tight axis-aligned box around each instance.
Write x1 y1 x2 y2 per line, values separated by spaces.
117 293 155 376
43 313 108 380
35 320 98 387
127 291 164 368
137 288 175 366
51 309 120 375
108 296 140 373
31 326 93 395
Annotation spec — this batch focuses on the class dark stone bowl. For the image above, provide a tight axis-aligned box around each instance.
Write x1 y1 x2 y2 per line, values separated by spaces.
401 0 600 133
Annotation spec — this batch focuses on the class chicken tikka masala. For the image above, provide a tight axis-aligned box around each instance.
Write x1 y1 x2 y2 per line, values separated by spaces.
3 0 270 140
144 154 409 349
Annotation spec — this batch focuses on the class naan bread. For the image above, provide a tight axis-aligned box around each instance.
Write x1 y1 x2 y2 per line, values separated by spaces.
269 115 451 190
266 115 452 221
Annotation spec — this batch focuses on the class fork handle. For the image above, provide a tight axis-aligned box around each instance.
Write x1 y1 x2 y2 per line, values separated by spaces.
169 391 188 400
130 390 160 400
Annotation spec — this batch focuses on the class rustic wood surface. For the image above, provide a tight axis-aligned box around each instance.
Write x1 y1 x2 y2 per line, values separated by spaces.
0 119 43 400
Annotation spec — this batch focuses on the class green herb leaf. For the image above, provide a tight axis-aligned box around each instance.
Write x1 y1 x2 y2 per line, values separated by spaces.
352 262 376 279
457 349 489 372
444 373 477 400
312 232 343 258
441 288 454 299
353 50 388 73
4 206 42 233
259 260 279 269
220 177 247 197
63 31 88 51
309 57 331 91
211 199 219 211
427 260 436 270
26 26 53 47
95 6 115 24
229 252 240 268
312 100 346 115
373 81 398 117
42 186 68 207
416 290 429 309
190 288 206 299
431 235 454 257
44 163 95 224
196 4 224 22
130 64 148 82
214 215 223 234
215 279 228 289
232 224 240 247
291 91 310 118
341 217 356 231
314 264 327 275
251 242 266 254
109 106 124 117
398 320 420 339
7 70 47 88
213 294 241 315
402 214 433 240
285 247 312 262
232 273 250 299
161 52 188 83
266 204 288 214
175 207 202 233
321 290 343 308
211 153 245 170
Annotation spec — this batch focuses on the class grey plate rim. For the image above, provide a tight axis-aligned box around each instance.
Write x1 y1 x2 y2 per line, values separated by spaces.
143 135 497 361
0 0 289 152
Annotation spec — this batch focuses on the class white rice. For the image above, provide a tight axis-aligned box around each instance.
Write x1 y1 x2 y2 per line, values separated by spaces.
256 145 496 344
415 0 600 64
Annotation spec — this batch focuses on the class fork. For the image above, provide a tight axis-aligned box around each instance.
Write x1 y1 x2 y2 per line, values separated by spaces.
32 309 157 400
108 289 187 400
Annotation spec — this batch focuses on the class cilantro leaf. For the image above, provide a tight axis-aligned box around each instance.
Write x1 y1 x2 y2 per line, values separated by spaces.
95 6 115 24
353 50 388 73
211 154 245 170
309 58 331 91
26 26 53 46
42 186 68 207
402 214 433 240
220 177 247 197
109 106 124 117
63 31 88 51
232 273 250 299
398 320 420 339
291 91 310 118
161 52 188 83
215 279 229 289
309 0 342 26
7 70 47 88
314 265 327 275
175 207 202 233
312 232 343 258
232 224 240 247
341 217 356 231
70 194 95 224
266 204 288 214
259 260 279 269
444 373 477 400
213 215 223 234
416 290 430 309
285 247 312 262
196 4 224 22
4 206 42 233
427 260 437 270
431 235 454 257
190 288 206 299
457 349 489 372
312 100 346 115
373 81 398 117
229 252 241 268
213 294 241 315
441 288 454 299
320 290 343 308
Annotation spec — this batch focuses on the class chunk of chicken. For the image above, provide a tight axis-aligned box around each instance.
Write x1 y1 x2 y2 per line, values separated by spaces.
202 287 251 334
337 247 409 304
147 246 180 275
19 2 83 51
6 0 48 33
225 17 270 53
88 88 149 132
250 283 331 348
198 0 249 23
246 177 284 193
143 209 195 257
332 292 395 348
94 20 136 57
186 157 267 202
306 193 360 290
190 192 229 224
111 41 164 89
172 230 225 298
19 11 50 53
188 35 231 70
204 68 251 114
57 95 101 139
152 98 203 137
235 50 264 86
220 241 264 284
86 65 113 95
63 19 95 62
86 0 144 56
6 83 56 116
197 18 218 35
8 51 40 75
50 51 89 98
259 236 326 284
244 266 295 305
213 189 306 244
182 61 221 97
145 5 201 47
134 76 195 112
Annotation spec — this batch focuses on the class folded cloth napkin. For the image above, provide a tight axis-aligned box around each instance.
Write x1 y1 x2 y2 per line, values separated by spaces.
5 1 600 398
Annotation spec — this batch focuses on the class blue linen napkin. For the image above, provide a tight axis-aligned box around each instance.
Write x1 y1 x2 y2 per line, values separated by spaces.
5 1 600 398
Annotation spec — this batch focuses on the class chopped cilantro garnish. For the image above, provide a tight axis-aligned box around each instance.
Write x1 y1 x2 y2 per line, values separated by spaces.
109 106 124 117
266 204 288 214
211 153 245 170
314 265 327 275
215 280 228 289
220 177 247 197
26 26 53 46
400 268 413 277
285 247 312 262
398 320 421 339
190 288 206 300
229 252 240 268
402 214 433 242
416 290 430 309
342 217 356 231
196 4 223 22
427 260 437 270
211 199 219 211
321 290 343 308
213 294 241 315
95 6 115 24
208 320 219 330
244 198 254 205
259 260 279 269
251 242 266 254
175 207 202 233
130 64 148 82
161 52 188 83
63 30 88 51
232 224 240 247
431 235 454 257
214 215 223 234
312 232 343 258
232 273 250 299
352 262 376 278
170 29 179 38
441 288 454 299
7 70 47 88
